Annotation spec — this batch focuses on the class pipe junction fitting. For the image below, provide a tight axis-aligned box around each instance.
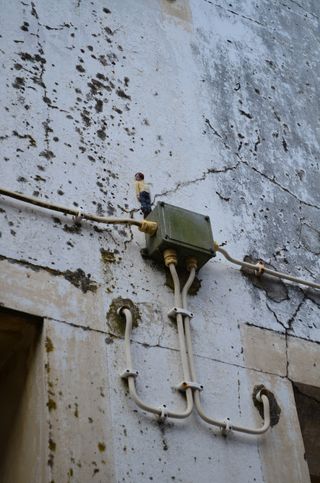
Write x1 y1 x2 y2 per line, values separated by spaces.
163 248 178 267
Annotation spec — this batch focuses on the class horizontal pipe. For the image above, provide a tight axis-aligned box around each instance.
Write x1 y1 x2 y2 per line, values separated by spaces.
0 187 141 227
217 245 320 290
193 391 270 435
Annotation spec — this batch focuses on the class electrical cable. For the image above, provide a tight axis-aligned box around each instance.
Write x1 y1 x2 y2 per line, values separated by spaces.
182 265 271 435
0 187 157 235
215 244 320 291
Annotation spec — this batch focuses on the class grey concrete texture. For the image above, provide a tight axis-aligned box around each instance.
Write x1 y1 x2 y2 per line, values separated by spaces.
0 0 319 482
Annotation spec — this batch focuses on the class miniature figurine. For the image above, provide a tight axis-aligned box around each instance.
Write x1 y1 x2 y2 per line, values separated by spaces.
135 172 151 218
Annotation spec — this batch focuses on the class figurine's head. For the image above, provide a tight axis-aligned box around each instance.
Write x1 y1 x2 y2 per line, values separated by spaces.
135 172 144 181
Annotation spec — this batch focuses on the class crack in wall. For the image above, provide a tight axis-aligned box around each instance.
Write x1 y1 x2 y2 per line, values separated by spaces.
287 296 306 331
203 0 264 27
266 302 287 331
203 114 319 212
240 157 320 210
153 161 240 203
266 297 306 377
287 0 320 20
205 118 231 150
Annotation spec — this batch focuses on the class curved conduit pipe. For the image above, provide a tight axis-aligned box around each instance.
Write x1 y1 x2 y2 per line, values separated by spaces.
0 187 157 235
182 261 271 435
119 254 193 419
216 244 320 291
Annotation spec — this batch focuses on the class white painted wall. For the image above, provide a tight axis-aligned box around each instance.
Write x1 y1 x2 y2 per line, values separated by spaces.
0 1 319 481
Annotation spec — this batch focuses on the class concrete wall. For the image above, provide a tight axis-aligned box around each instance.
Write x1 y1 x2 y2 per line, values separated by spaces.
0 0 319 482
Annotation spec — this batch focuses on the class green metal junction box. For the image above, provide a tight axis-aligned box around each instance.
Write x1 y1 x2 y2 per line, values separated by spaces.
144 202 215 270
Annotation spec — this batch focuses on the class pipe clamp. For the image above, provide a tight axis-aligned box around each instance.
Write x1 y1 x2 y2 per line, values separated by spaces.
168 307 194 319
221 417 232 435
159 405 168 419
120 368 139 379
177 381 203 392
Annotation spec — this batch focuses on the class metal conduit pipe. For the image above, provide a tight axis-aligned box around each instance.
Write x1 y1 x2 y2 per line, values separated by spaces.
0 187 157 235
182 267 271 435
216 245 320 291
169 263 192 382
169 263 194 415
120 262 194 419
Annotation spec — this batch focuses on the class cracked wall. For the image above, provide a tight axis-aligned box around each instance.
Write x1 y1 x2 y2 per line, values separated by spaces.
0 0 320 482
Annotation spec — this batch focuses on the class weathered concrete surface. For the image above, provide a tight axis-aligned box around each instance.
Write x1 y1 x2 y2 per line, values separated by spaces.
43 318 115 483
241 324 287 376
0 0 320 481
0 257 106 331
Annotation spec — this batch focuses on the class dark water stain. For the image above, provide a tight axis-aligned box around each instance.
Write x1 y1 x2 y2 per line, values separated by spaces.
39 149 55 159
13 130 36 147
0 255 98 294
239 109 253 119
19 52 46 64
100 248 117 263
88 78 105 94
112 106 122 114
45 336 54 352
63 222 82 234
97 129 106 140
95 99 103 112
64 268 97 293
81 110 91 126
21 22 29 31
12 77 25 89
241 255 288 302
116 88 131 100
76 64 86 73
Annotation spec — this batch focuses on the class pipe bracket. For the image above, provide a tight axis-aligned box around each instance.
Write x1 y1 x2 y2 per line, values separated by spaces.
168 307 194 320
72 207 84 223
177 381 203 392
254 260 265 277
221 417 232 435
159 405 169 420
120 368 139 379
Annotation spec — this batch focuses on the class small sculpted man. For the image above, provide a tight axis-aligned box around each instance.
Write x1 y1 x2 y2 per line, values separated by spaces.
134 172 151 218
